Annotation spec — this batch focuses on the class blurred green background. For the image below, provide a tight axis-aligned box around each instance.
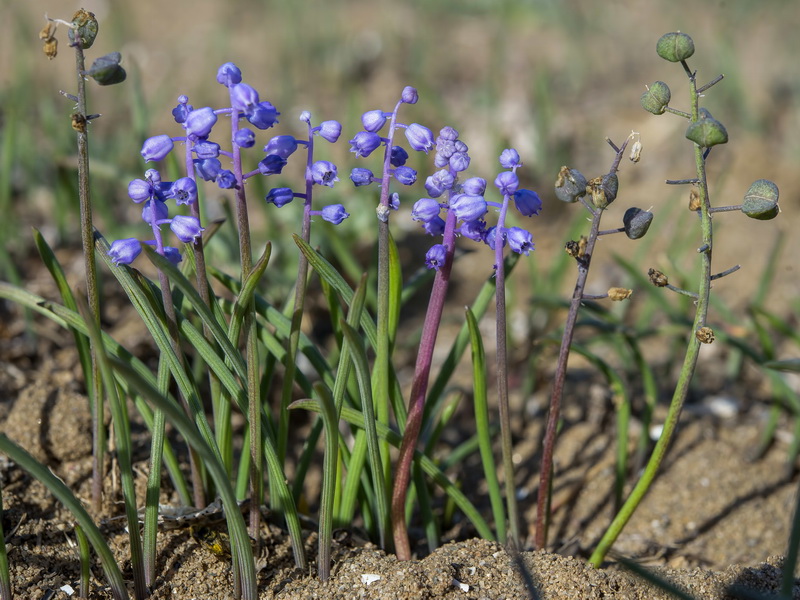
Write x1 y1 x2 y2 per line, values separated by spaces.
2 0 798 314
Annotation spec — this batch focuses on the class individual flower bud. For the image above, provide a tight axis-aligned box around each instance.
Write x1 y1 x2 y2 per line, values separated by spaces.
362 110 387 132
247 102 279 129
230 83 260 112
349 131 382 158
459 219 487 242
696 326 715 344
141 135 174 162
350 167 375 187
555 166 588 203
656 32 695 63
258 154 287 176
688 188 701 211
484 227 501 251
434 153 450 169
390 192 400 210
507 227 534 255
499 148 522 169
494 171 520 196
455 140 468 153
170 215 205 243
310 161 339 187
300 111 312 124
264 135 298 159
68 9 98 49
608 287 632 301
216 62 242 87
439 126 459 141
641 81 671 115
172 96 193 124
195 158 222 181
587 173 618 209
168 177 198 205
185 107 218 138
320 204 349 225
648 268 668 287
449 152 470 172
741 179 780 220
405 123 435 153
622 207 654 239
451 194 488 222
462 177 487 196
394 166 417 186
436 138 456 159
425 244 447 270
142 199 168 225
84 52 127 86
685 116 728 148
108 238 141 265
411 198 441 222
401 86 419 104
390 146 409 167
316 120 342 143
193 140 221 159
145 242 182 265
217 170 237 189
423 215 446 236
128 178 154 203
266 187 296 208
234 128 256 148
424 170 454 198
513 189 543 217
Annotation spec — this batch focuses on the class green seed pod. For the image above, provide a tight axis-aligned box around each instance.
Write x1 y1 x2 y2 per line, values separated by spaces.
741 179 780 220
68 9 98 50
555 166 587 203
656 32 695 62
641 81 671 115
623 207 654 239
85 52 127 86
685 117 728 148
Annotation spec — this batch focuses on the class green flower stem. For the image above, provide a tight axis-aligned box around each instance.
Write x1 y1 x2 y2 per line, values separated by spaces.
74 524 91 599
536 138 629 550
71 38 104 516
589 70 713 568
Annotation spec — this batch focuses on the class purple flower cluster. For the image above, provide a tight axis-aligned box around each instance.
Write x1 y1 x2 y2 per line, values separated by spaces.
411 129 542 269
346 86 434 206
109 169 204 265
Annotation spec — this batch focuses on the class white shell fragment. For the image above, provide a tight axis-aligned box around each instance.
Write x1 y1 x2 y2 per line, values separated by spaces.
360 573 381 585
452 578 469 592
60 584 75 595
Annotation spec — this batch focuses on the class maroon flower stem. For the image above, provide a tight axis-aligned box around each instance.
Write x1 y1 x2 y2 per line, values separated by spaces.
534 139 628 550
391 204 458 560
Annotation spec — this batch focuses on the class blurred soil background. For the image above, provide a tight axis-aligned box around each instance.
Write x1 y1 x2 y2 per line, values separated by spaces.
2 0 800 598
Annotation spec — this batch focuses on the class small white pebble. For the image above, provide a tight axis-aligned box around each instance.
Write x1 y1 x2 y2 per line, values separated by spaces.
360 573 381 586
707 396 738 418
700 477 710 487
60 584 75 596
649 424 664 441
452 578 469 592
468 566 476 575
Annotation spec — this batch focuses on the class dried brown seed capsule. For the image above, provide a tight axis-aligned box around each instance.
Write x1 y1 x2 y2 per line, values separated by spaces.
641 81 671 115
622 207 654 240
688 188 701 211
68 9 98 49
565 237 587 259
696 326 715 344
587 173 618 209
71 113 87 133
43 37 58 59
741 179 779 220
656 32 695 62
555 166 588 203
648 268 668 287
608 287 632 301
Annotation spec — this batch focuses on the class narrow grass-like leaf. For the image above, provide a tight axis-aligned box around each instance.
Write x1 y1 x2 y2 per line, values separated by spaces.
783 473 800 597
0 435 129 600
466 307 507 543
78 296 146 599
307 383 338 581
763 359 800 373
74 523 91 599
340 320 389 548
292 400 493 539
0 479 11 600
107 359 258 600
